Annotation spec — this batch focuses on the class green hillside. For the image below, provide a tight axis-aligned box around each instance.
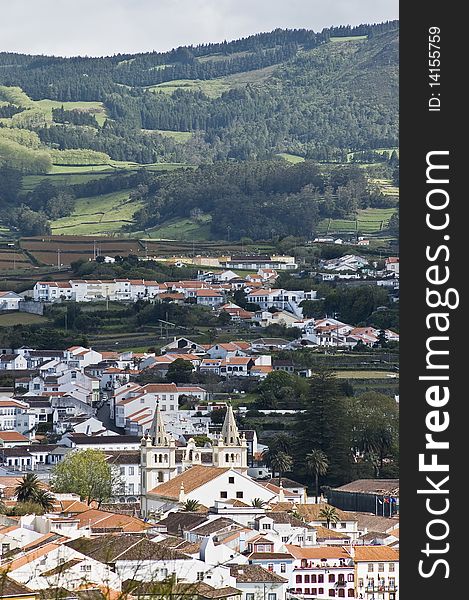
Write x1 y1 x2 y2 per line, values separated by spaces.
0 22 398 240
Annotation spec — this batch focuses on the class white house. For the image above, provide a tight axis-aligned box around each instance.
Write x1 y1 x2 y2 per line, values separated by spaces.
0 291 22 311
4 541 122 592
230 564 289 600
0 353 28 370
286 545 356 599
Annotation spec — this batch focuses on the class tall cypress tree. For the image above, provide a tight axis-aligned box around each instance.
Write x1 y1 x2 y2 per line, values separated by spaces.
294 368 351 486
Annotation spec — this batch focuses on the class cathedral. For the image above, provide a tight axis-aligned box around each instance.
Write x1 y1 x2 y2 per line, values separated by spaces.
140 402 248 499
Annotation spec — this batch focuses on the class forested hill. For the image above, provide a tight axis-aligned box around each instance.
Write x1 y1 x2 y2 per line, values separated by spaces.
0 21 398 167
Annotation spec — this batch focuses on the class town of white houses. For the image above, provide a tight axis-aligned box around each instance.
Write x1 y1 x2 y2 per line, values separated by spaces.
0 11 399 600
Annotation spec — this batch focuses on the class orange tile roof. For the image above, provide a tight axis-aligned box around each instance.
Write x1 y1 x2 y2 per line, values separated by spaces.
148 465 230 499
285 545 350 560
0 431 29 442
352 546 399 561
6 542 61 571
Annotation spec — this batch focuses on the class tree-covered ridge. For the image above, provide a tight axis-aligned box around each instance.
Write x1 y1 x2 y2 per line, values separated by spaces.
0 22 398 99
0 23 398 169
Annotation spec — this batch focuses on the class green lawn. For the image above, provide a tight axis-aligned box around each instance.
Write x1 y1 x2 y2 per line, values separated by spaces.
277 153 305 164
0 312 48 326
51 190 143 235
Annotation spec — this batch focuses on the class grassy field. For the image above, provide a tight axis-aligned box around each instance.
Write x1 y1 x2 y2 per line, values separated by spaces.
277 153 305 164
316 207 397 235
21 161 191 193
33 99 108 125
51 190 143 235
149 65 278 98
330 35 368 42
334 370 398 379
138 215 212 241
150 130 194 142
0 312 48 326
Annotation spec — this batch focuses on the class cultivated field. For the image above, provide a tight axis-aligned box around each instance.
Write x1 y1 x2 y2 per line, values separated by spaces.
316 207 397 235
139 215 212 241
0 312 48 326
51 190 143 235
19 236 143 266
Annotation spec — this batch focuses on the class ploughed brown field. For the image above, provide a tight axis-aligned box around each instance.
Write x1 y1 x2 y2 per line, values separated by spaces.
20 236 143 266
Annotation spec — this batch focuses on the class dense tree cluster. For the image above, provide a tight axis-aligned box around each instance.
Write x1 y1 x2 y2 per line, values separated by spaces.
131 159 392 240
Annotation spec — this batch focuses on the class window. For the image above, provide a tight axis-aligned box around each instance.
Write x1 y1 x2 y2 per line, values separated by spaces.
389 578 395 589
311 590 317 596
197 572 204 581
304 590 310 596
368 564 374 572
220 491 228 498
318 589 324 595
282 537 289 542
81 565 92 572
358 579 363 588
311 575 317 583
347 574 354 582
120 467 125 475
229 476 235 484
378 563 385 572
329 590 335 597
262 523 271 530
267 564 274 572
318 575 324 583
338 591 345 598
296 575 303 584
129 467 134 476
267 595 276 600
329 574 335 583
389 563 395 572
348 591 354 598
340 523 347 529
236 491 244 498
246 595 255 600
304 575 310 583
280 564 286 573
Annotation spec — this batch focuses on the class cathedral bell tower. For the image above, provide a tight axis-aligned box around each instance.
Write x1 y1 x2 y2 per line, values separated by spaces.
140 401 177 513
212 404 248 471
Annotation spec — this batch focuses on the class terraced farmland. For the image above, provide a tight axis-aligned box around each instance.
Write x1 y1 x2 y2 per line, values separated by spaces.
316 207 397 235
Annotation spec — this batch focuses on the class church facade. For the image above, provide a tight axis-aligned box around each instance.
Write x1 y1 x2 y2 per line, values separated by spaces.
140 402 249 512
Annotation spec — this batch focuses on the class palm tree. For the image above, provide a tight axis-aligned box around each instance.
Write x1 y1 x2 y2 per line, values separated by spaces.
251 498 268 508
318 505 340 529
34 489 55 511
14 473 41 503
269 451 293 486
182 499 201 512
305 450 329 503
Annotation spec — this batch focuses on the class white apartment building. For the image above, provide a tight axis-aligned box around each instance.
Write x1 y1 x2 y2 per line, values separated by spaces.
0 397 35 437
246 289 317 317
33 279 164 303
352 546 399 600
